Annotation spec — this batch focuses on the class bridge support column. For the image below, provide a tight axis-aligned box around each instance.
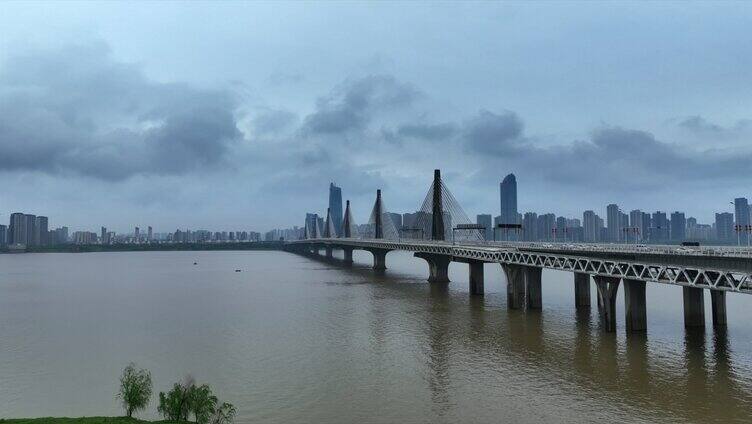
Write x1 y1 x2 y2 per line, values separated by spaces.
468 261 484 296
369 249 389 271
574 272 591 309
711 290 727 327
325 247 333 259
623 279 647 332
594 276 620 332
683 287 705 328
342 247 354 265
503 264 526 309
414 253 450 283
525 266 542 309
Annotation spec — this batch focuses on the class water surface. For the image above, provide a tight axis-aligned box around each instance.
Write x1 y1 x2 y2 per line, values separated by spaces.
0 250 751 423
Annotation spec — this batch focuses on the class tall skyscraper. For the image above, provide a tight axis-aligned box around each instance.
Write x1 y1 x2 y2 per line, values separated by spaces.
329 183 343 237
583 210 599 242
148 226 153 241
24 214 36 247
716 212 734 243
499 174 518 241
734 197 749 245
523 212 538 241
0 224 6 247
135 226 140 243
537 213 556 241
476 214 492 241
651 211 669 242
34 216 48 246
9 212 26 245
670 211 686 241
606 204 620 242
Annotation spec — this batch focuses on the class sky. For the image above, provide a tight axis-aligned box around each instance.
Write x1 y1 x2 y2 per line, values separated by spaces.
1 1 751 233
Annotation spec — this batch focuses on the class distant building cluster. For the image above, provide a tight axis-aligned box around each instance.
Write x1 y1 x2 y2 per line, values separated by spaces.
301 176 752 246
0 212 68 250
471 174 750 245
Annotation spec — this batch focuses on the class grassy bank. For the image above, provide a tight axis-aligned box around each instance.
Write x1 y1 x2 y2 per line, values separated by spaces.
1 418 178 424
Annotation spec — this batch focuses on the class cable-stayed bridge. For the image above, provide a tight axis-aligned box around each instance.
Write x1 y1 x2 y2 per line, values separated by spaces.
288 169 752 333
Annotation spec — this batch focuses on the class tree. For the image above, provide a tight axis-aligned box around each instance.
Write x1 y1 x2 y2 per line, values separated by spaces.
158 382 191 421
117 363 152 418
211 402 236 424
187 384 218 424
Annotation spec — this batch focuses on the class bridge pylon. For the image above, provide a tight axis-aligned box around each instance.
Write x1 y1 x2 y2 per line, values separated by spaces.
342 200 352 238
432 169 445 241
374 190 383 239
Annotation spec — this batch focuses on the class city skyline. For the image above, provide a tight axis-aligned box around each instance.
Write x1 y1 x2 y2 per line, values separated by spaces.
0 2 751 230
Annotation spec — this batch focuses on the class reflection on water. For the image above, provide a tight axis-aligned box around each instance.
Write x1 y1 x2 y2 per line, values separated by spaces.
0 250 751 423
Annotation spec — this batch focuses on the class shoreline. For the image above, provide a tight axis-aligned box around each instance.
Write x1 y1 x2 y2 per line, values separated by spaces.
0 241 285 254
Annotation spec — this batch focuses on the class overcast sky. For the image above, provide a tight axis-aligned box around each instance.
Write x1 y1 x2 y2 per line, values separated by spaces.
1 1 751 233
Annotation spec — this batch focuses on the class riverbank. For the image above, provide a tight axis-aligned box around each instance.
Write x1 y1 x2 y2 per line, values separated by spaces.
0 418 178 424
0 241 284 254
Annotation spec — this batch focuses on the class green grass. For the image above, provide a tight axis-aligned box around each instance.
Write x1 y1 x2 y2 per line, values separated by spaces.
0 418 180 424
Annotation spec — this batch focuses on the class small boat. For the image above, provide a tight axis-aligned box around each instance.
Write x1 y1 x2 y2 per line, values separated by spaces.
193 262 198 265
234 269 241 272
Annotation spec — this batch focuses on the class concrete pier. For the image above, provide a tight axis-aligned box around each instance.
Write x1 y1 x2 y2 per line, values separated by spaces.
623 279 647 332
711 290 727 327
414 252 451 283
683 287 705 328
342 247 354 265
503 264 526 309
468 261 484 295
574 272 591 309
325 247 333 259
369 249 389 271
525 266 542 309
594 276 621 332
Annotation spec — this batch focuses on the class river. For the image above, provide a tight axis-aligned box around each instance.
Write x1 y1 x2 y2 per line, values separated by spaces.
1 250 751 423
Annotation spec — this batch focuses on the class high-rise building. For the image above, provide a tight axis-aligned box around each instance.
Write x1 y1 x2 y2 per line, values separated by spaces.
24 214 36 247
305 213 320 238
651 211 669 242
148 226 153 241
476 214 492 241
134 226 140 242
499 174 518 241
9 212 26 245
734 198 749 245
670 212 686 241
329 183 343 237
555 216 567 241
715 212 734 243
606 204 620 242
34 216 48 246
583 210 599 242
0 224 6 247
537 213 556 241
523 212 538 241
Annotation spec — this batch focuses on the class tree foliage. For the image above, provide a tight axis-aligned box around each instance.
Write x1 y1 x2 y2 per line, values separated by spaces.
157 376 235 423
117 363 153 418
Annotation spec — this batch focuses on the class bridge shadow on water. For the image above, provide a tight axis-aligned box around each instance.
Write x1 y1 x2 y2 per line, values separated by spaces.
291 249 752 423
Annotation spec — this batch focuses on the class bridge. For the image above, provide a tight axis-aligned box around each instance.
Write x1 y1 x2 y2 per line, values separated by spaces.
285 169 752 333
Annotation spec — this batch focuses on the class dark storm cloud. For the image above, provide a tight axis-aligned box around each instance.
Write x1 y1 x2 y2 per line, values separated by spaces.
0 42 240 180
462 110 525 155
302 75 420 135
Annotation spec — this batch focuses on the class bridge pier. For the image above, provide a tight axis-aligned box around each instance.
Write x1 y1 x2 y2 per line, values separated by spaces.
503 264 526 309
594 276 620 332
368 248 390 271
711 290 727 327
623 279 647 332
342 247 354 265
574 272 591 309
414 253 451 283
468 261 484 295
525 266 542 309
683 287 705 328
325 246 333 259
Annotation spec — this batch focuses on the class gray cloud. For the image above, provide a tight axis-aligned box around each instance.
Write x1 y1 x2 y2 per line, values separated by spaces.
252 109 298 136
397 122 457 140
462 110 525 155
677 115 752 139
302 75 420 135
0 42 241 180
